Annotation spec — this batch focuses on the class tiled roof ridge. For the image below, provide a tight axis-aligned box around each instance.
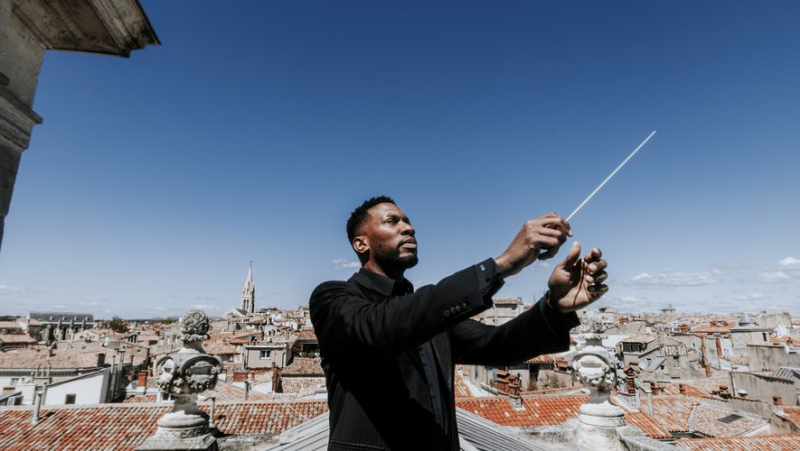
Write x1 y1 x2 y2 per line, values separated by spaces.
456 393 588 402
0 398 329 412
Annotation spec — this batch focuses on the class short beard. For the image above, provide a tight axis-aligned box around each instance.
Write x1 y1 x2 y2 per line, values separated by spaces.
374 245 418 272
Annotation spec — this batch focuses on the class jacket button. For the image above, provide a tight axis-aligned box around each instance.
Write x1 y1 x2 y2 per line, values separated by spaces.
443 310 451 317
460 303 467 310
453 306 462 314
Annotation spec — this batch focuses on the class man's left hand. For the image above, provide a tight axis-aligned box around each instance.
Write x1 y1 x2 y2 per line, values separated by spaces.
548 242 608 313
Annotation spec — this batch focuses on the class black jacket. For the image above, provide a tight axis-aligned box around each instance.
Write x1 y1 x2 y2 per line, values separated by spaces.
310 259 579 450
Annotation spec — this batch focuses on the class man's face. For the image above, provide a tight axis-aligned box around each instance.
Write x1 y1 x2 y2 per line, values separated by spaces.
359 202 418 270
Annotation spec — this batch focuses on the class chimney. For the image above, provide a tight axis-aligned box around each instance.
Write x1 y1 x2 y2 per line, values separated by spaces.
137 370 148 388
243 381 249 401
680 324 689 333
719 385 731 400
272 368 282 393
649 381 662 396
233 371 248 383
495 370 510 395
773 396 782 406
705 363 713 377
97 353 106 366
678 384 686 395
624 365 637 395
31 386 46 425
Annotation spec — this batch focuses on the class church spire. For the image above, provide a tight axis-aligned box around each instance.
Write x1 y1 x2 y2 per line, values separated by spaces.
241 261 255 314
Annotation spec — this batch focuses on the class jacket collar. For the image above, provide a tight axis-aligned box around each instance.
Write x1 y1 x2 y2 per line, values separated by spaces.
350 267 414 297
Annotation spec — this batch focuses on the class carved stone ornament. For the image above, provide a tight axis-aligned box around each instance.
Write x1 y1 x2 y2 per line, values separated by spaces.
155 354 221 396
569 311 626 434
138 309 222 450
178 309 211 342
571 351 617 391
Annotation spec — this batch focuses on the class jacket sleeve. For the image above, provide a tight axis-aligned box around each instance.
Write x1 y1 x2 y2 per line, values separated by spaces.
450 294 580 366
310 263 497 359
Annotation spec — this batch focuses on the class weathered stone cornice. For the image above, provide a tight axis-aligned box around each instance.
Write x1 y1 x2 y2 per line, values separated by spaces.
0 85 42 154
11 0 160 58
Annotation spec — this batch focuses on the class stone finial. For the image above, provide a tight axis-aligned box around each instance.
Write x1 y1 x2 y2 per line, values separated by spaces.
138 309 222 451
578 311 608 336
569 312 627 450
178 309 211 342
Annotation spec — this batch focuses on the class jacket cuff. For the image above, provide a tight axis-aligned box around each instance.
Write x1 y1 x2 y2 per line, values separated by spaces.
474 258 504 305
538 293 581 337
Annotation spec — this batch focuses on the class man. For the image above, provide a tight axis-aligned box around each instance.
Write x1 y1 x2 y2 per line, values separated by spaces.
310 196 608 450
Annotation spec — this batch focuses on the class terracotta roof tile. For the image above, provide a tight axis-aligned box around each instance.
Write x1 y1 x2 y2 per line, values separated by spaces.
0 348 100 369
455 394 587 427
623 410 672 439
282 358 323 376
525 354 555 364
281 377 326 394
203 340 238 355
454 371 471 398
121 394 159 403
777 406 800 426
0 334 37 344
294 329 317 341
691 404 767 437
0 400 328 450
658 383 705 397
674 434 800 450
620 334 658 343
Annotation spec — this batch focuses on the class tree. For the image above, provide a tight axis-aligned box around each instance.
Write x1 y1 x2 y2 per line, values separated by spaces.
105 316 129 334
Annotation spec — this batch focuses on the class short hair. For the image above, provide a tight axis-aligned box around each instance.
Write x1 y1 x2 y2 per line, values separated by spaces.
346 196 396 244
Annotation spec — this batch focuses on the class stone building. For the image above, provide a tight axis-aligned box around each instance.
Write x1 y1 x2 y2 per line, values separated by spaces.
0 0 159 250
25 311 95 342
481 298 524 326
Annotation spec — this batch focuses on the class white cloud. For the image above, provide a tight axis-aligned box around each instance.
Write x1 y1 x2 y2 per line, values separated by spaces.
537 262 552 269
194 295 219 302
0 284 42 297
734 292 767 301
192 304 217 310
629 271 717 288
333 258 361 269
778 256 800 267
758 271 791 284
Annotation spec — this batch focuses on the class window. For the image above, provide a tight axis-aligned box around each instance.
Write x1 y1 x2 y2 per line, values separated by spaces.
65 394 76 404
623 343 645 353
672 357 680 368
259 350 271 359
718 414 742 424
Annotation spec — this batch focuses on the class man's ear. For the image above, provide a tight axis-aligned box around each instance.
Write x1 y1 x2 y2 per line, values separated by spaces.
353 236 369 256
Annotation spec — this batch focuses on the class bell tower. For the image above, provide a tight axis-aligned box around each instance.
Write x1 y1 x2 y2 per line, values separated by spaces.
241 262 255 314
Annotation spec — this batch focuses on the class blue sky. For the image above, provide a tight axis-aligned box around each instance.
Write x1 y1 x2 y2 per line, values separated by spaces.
1 1 798 318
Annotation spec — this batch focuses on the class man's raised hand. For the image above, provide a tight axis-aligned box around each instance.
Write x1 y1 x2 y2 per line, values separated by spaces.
495 212 572 278
547 242 608 313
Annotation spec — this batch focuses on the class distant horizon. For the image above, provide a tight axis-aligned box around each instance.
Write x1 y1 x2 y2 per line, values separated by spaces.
3 303 795 323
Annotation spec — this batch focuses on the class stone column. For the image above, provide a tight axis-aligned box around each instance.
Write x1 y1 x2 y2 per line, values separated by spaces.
0 1 45 250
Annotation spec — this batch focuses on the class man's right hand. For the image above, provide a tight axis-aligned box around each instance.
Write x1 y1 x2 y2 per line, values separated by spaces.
494 212 572 278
